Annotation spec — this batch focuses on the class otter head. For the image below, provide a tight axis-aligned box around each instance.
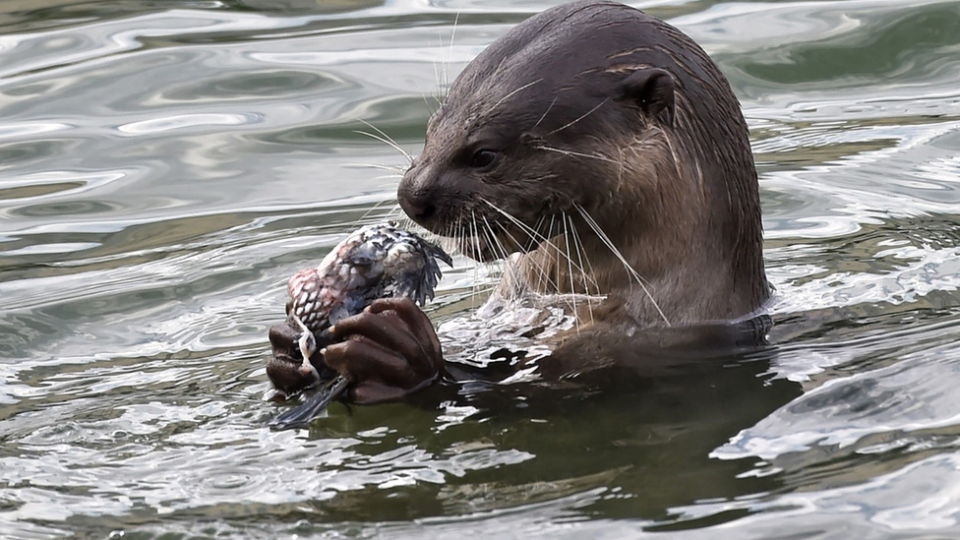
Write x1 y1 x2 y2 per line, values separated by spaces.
398 0 768 322
399 4 677 261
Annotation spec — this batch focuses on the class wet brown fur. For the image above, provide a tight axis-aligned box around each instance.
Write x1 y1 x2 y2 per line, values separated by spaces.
398 0 769 329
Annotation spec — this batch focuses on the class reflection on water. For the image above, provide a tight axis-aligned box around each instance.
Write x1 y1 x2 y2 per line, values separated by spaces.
1 0 959 539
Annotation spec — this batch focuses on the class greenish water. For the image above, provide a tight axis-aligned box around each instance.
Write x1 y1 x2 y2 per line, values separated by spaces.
2 1 960 538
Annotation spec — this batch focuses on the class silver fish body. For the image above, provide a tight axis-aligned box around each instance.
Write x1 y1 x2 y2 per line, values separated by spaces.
286 222 452 335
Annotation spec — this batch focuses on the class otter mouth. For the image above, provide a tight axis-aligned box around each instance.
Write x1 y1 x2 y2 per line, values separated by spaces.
458 234 506 262
446 218 545 262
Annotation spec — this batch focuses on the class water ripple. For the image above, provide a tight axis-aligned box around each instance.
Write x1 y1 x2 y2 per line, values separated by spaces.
2 2 960 539
117 112 260 135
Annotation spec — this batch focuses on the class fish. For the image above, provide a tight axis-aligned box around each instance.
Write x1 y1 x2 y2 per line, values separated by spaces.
268 222 452 430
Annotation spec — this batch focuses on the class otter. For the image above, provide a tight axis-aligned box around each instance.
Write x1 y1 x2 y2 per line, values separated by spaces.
267 0 769 403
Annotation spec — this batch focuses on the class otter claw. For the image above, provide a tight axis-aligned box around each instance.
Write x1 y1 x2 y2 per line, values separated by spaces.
291 314 320 378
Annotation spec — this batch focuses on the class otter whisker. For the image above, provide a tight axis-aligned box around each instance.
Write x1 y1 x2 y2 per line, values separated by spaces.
566 211 599 293
657 125 685 181
566 212 600 292
355 120 413 164
471 206 519 277
530 214 544 243
548 98 609 136
544 214 558 294
547 214 562 293
480 214 509 281
532 96 558 131
479 214 504 261
439 220 452 261
561 212 580 333
519 214 553 294
484 78 543 117
479 199 551 246
354 130 412 165
430 49 445 105
472 214 502 303
476 199 555 292
408 216 448 252
413 79 440 114
469 211 483 306
342 162 408 173
448 11 461 67
445 219 464 264
478 199 595 283
567 212 596 325
485 217 526 258
394 206 415 230
481 202 572 272
357 197 400 226
374 175 404 184
452 215 470 303
617 145 625 189
430 11 462 106
428 29 452 98
489 219 528 279
529 215 556 293
491 216 557 294
574 203 670 326
438 32 449 90
534 144 620 165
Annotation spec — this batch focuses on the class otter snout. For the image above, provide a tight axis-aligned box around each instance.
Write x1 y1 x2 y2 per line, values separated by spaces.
399 161 457 231
397 173 436 226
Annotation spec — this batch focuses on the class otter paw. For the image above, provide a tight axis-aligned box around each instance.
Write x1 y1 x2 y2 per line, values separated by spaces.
324 297 443 404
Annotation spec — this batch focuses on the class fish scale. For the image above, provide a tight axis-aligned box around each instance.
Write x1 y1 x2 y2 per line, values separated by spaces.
285 222 451 336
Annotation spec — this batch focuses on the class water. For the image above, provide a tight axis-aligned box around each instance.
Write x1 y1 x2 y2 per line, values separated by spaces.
1 0 959 538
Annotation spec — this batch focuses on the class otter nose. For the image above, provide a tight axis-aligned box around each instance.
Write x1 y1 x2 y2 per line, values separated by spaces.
397 175 436 225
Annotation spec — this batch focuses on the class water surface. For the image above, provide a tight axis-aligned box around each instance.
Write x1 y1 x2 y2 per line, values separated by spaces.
2 0 960 538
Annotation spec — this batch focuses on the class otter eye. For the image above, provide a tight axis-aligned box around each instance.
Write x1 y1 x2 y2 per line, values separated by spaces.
469 149 497 168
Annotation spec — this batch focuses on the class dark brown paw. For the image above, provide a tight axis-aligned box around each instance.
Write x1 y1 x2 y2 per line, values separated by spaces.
266 316 334 398
323 297 443 404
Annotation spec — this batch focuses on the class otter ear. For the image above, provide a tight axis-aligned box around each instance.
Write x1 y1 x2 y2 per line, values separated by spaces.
618 68 675 126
